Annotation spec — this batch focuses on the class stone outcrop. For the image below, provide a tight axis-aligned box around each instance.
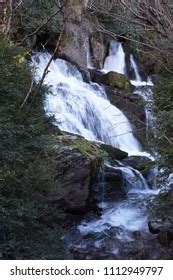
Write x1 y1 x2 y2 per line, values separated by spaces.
58 0 90 71
107 87 146 144
89 69 133 91
45 134 104 213
103 71 133 90
42 134 129 212
100 143 128 160
90 32 107 68
122 156 153 173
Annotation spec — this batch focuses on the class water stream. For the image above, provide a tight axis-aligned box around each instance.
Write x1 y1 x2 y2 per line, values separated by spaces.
31 41 160 259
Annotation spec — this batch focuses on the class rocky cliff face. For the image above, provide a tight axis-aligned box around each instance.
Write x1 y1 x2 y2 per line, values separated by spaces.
57 0 107 72
58 0 90 71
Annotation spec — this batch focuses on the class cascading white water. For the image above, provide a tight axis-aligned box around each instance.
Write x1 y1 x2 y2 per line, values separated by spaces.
31 46 159 253
78 162 158 238
130 54 154 87
103 40 126 74
32 52 142 155
128 54 156 136
103 40 155 146
130 54 142 82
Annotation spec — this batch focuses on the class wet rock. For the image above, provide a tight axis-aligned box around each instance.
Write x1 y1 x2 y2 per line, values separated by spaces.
90 32 107 68
103 71 133 90
158 230 173 246
89 69 133 90
106 87 146 144
148 189 173 219
122 156 154 178
46 134 104 213
96 165 126 202
100 143 128 160
148 219 173 246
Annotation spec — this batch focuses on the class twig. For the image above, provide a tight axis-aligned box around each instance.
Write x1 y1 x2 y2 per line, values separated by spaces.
20 76 34 109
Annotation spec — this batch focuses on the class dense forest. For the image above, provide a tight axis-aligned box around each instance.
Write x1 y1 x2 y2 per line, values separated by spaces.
0 0 173 259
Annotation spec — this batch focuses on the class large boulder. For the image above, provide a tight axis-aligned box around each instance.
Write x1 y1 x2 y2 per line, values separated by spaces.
103 71 133 90
58 23 88 71
46 134 104 213
89 69 133 91
95 164 126 203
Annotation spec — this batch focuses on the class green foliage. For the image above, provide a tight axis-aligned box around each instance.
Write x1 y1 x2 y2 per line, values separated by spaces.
154 74 173 170
94 4 141 50
15 0 63 36
0 35 66 259
0 35 31 110
148 189 173 219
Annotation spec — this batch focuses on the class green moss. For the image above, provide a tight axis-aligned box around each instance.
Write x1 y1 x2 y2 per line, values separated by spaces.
103 72 132 90
14 0 63 37
52 135 107 168
153 74 173 170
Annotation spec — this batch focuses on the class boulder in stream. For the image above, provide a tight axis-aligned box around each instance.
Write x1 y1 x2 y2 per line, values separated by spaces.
89 69 133 91
45 134 104 213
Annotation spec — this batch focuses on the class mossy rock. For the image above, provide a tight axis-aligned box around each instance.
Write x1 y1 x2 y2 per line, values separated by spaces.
49 134 106 165
103 71 133 90
149 189 173 218
39 134 106 212
100 143 128 160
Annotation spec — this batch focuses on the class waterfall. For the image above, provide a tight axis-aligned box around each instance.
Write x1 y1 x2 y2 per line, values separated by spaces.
103 40 126 74
31 47 159 256
85 42 94 69
32 52 142 155
103 41 155 140
130 55 154 87
130 54 142 82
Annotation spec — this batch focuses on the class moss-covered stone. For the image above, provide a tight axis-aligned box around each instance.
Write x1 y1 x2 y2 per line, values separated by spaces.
100 143 128 160
103 71 133 90
37 134 105 212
